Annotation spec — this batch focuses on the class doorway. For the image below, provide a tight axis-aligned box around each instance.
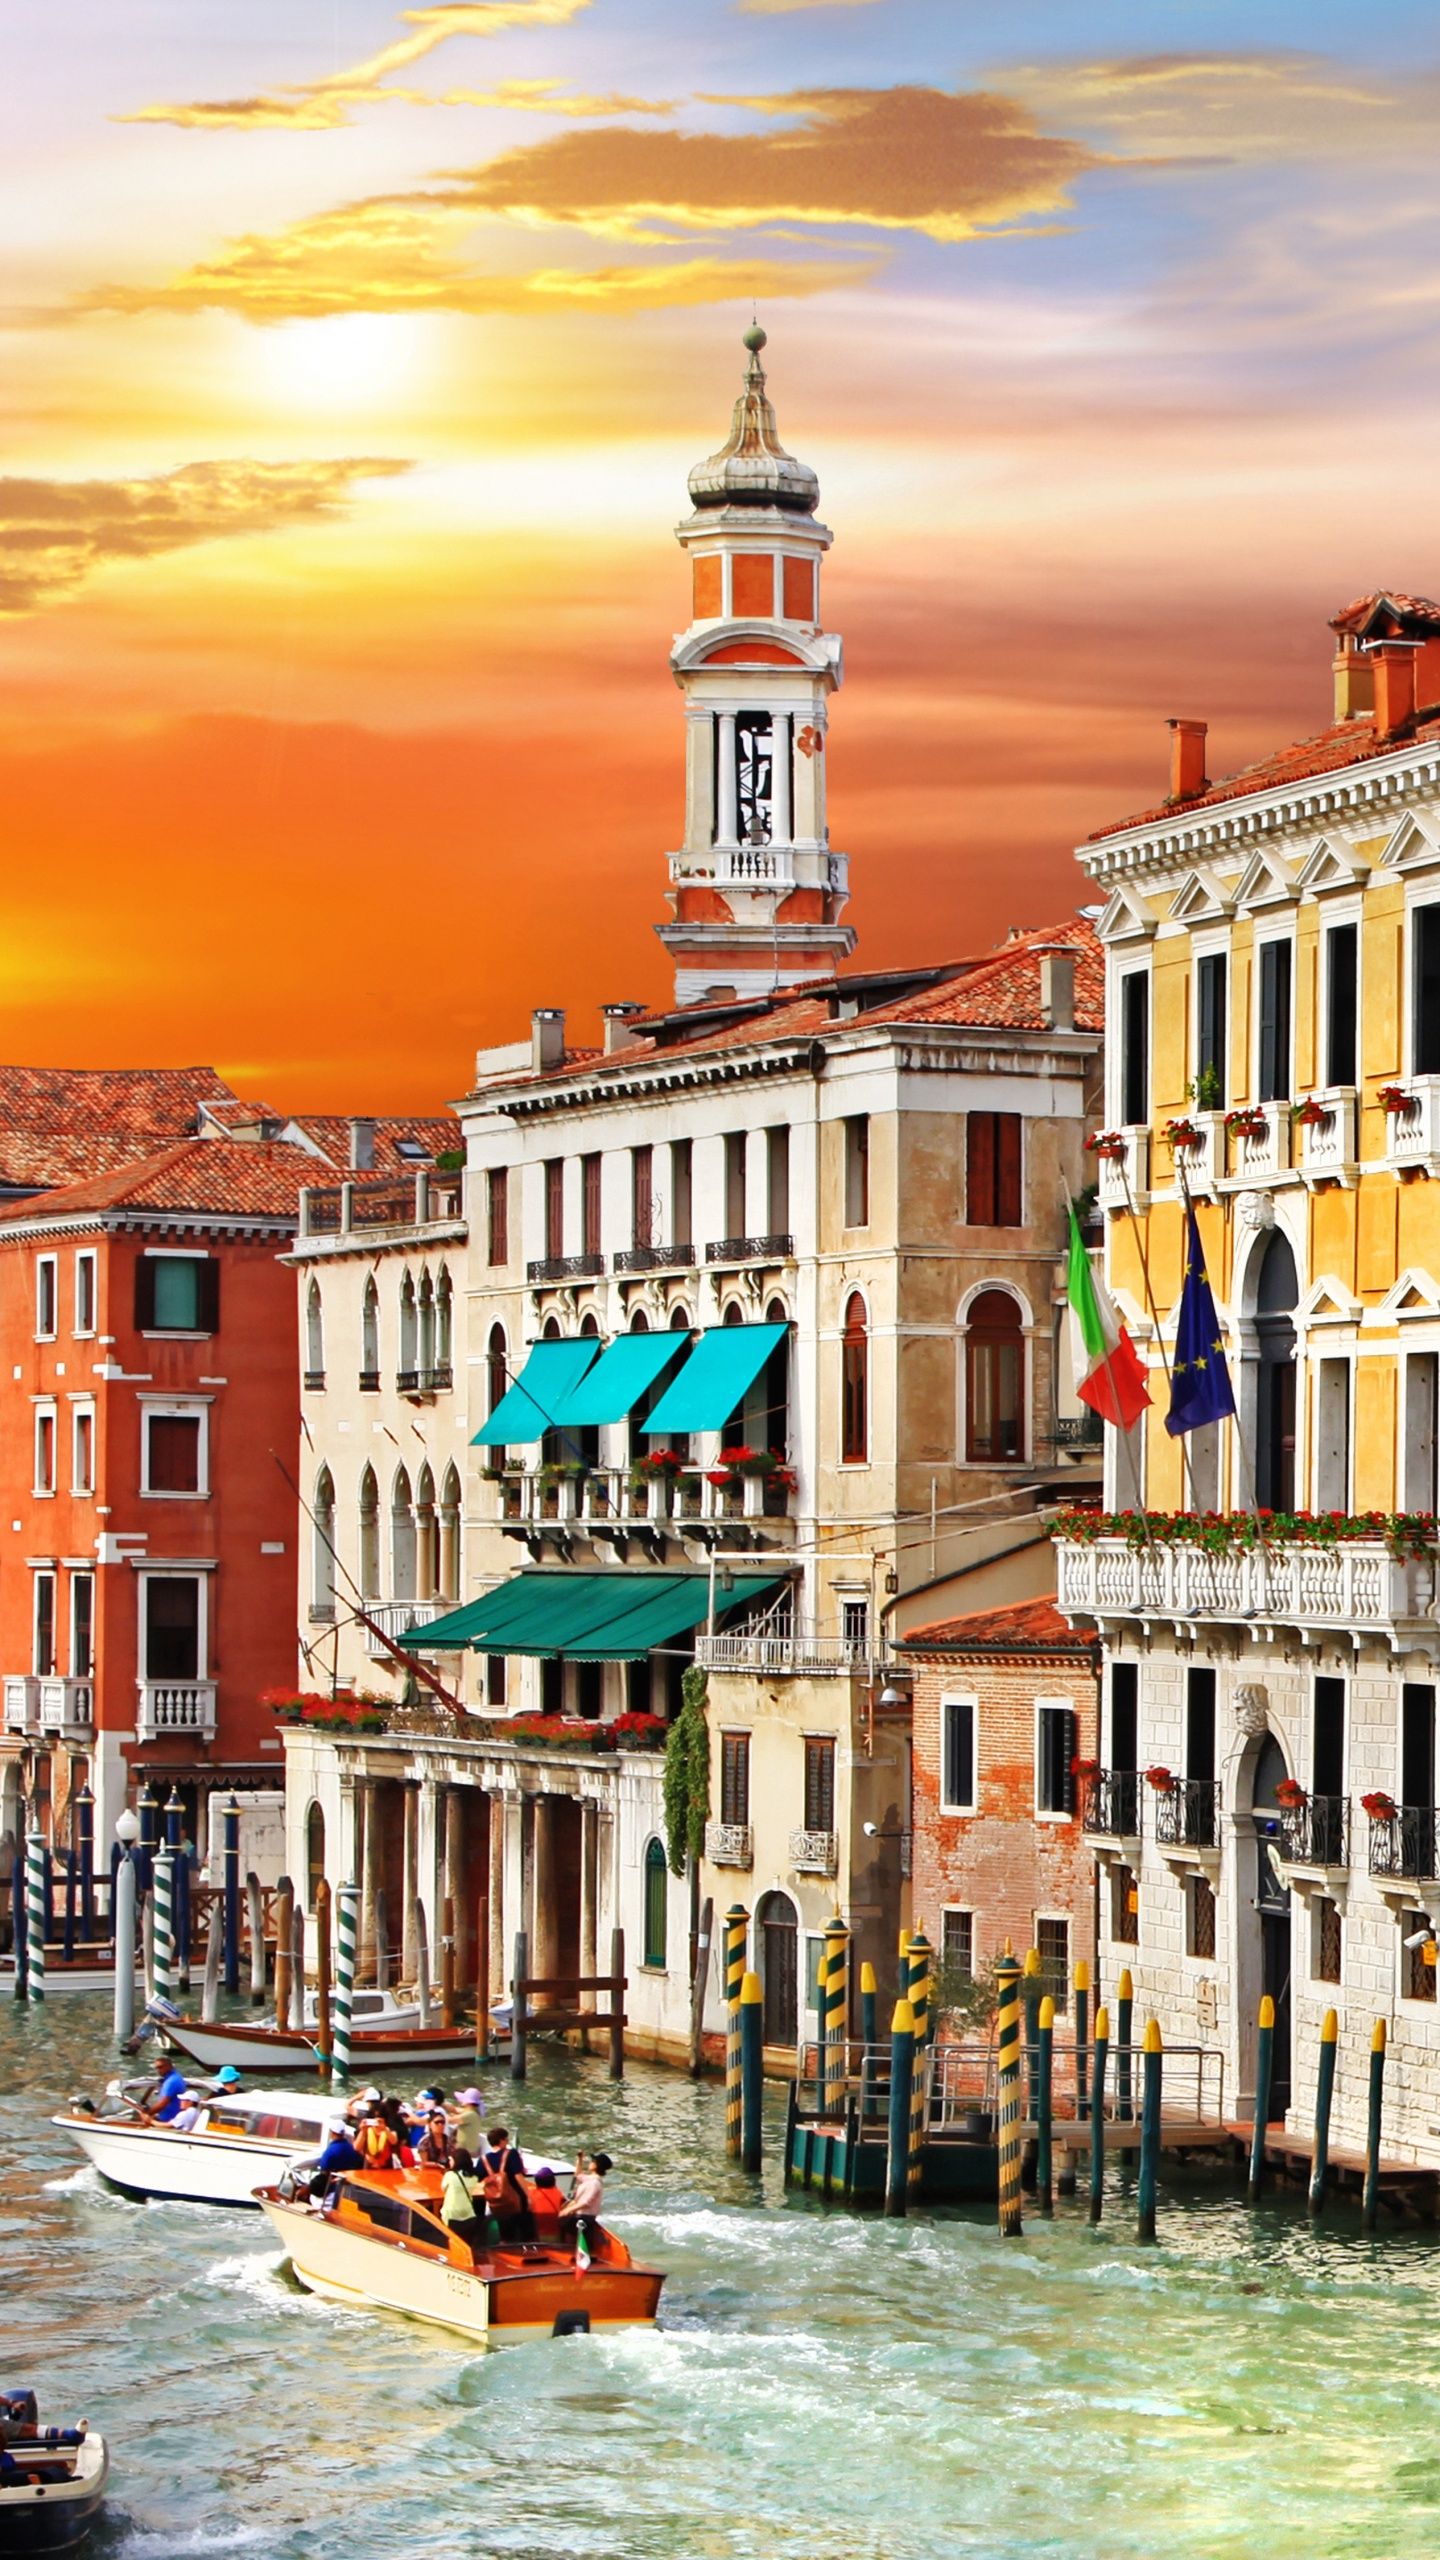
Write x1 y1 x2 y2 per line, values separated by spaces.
1254 1231 1298 1510
757 1890 798 2047
1251 1734 1292 2117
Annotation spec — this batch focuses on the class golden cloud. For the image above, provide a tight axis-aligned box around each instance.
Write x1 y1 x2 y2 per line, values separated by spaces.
1002 50 1431 160
0 458 412 612
434 86 1108 242
438 81 675 115
119 0 594 132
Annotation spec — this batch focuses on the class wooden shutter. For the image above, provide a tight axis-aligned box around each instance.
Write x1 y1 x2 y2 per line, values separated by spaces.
944 1699 975 1809
995 1115 1022 1226
721 1732 750 1827
804 1737 835 1833
196 1258 220 1334
966 1113 997 1225
133 1256 157 1329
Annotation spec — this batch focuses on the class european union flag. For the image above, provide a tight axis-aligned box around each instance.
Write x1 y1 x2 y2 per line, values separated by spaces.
1166 1206 1236 1438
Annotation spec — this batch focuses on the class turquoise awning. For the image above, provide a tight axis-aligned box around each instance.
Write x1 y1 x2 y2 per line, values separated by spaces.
397 1570 781 1660
551 1329 689 1426
642 1322 787 1436
471 1339 599 1446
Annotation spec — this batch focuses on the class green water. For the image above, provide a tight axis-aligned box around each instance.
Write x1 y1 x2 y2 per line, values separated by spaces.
4 1997 1438 2559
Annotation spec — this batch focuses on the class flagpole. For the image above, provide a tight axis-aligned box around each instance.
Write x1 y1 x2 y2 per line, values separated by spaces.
1174 1161 1259 1531
1117 1155 1194 1515
1066 1182 1152 1544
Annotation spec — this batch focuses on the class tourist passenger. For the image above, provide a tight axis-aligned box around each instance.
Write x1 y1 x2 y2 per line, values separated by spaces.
355 2108 400 2171
417 2109 452 2168
144 2069 191 2125
482 2127 535 2241
169 2094 207 2133
526 2164 563 2240
309 2126 362 2196
379 2096 416 2163
452 2088 485 2155
440 2147 487 2252
560 2152 611 2256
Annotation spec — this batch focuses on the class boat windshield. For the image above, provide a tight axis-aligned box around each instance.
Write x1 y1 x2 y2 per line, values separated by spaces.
208 2106 331 2143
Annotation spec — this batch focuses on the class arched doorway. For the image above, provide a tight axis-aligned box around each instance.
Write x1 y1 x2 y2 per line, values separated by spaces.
1254 1231 1298 1510
757 1889 798 2047
1250 1733 1292 2116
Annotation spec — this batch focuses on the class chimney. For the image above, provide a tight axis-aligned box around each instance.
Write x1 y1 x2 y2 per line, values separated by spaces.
1333 631 1375 720
1167 718 1208 802
348 1116 376 1171
602 1002 646 1057
1040 952 1075 1032
531 1007 566 1072
1372 643 1418 739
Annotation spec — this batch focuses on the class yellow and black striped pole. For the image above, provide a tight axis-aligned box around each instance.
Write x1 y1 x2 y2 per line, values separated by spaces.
1089 2003 1109 2224
822 1917 849 2119
1363 2019 1386 2231
724 1903 750 2159
897 1926 912 2005
996 1943 1023 2238
1036 1995 1055 2218
860 1958 878 2050
907 1928 933 2045
1022 1946 1043 2118
1136 2017 1162 2243
1309 2006 1338 2217
1116 1966 1134 2122
1074 1957 1091 2119
905 1927 933 2193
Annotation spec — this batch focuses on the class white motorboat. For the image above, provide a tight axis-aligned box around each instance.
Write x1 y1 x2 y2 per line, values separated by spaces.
0 1954 145 1997
51 2085 350 2207
0 2391 108 2555
160 1989 508 2077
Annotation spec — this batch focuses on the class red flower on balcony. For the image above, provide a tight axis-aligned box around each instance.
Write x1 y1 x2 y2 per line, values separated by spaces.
1378 1086 1415 1115
1163 1118 1202 1151
1145 1764 1177 1791
1225 1108 1267 1139
1361 1790 1398 1820
1274 1778 1308 1809
1071 1757 1102 1782
1085 1130 1129 1161
1293 1097 1332 1129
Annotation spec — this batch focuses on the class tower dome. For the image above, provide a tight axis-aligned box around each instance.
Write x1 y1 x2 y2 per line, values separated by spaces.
687 327 820 517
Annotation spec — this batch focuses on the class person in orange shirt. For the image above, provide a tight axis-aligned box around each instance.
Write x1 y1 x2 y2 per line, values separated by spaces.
526 2165 563 2240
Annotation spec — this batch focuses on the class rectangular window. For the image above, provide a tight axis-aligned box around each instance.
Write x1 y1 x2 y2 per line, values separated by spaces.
844 1115 869 1227
766 1125 790 1234
74 1251 96 1336
485 1653 507 1707
841 1597 869 1653
942 1697 976 1811
1404 1910 1437 2003
1314 1360 1351 1512
36 1256 57 1338
144 1412 203 1496
966 1113 1022 1226
72 1406 94 1496
33 1572 55 1678
1325 921 1359 1087
1121 971 1149 1126
1110 1661 1139 1771
34 1407 56 1496
1036 1915 1070 2010
135 1255 218 1333
1316 1896 1342 1986
1036 1702 1077 1815
1188 1874 1217 1961
70 1572 94 1679
941 1908 974 1981
631 1146 653 1251
782 554 815 621
1403 1682 1435 1809
671 1140 693 1250
582 1153 602 1258
486 1167 509 1267
144 1576 201 1681
1313 1676 1346 1799
1112 1862 1139 1945
1414 904 1440 1076
544 1159 565 1261
724 1132 747 1238
1187 1666 1216 1782
1405 1353 1439 1512
720 1731 751 1827
1258 940 1293 1103
1196 952 1227 1105
803 1735 836 1834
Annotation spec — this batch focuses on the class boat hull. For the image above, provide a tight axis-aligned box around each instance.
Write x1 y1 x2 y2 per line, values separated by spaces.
258 2194 663 2343
0 1959 144 1998
161 2018 489 2074
0 2435 107 2556
52 2114 330 2207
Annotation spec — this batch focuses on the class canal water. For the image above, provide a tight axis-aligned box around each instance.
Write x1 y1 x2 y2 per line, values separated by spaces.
4 1997 1437 2560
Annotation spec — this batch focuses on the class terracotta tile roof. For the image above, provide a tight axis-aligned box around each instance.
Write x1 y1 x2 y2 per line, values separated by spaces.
899 1597 1095 1655
0 1138 322 1226
0 1064 239 1189
284 1113 461 1172
1330 590 1440 637
1088 712 1440 843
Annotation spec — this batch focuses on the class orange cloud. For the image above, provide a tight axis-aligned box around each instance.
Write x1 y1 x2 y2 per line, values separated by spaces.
119 0 594 132
0 458 411 611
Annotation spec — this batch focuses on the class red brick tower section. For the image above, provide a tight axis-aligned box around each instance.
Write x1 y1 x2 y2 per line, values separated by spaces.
660 328 856 1007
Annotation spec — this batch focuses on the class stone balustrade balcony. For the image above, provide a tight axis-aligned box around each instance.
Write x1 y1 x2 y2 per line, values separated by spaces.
1056 1531 1439 1646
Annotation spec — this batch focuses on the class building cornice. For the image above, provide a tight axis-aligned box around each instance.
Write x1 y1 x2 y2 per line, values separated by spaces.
1077 737 1440 886
0 1209 298 1245
283 1220 467 1267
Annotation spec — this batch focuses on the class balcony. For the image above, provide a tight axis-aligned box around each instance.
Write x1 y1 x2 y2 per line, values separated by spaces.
1384 1078 1440 1178
1162 1109 1222 1199
1095 1127 1150 1215
705 1821 754 1870
1153 1777 1221 1852
136 1680 217 1739
715 843 795 890
300 1172 464 1238
3 1675 38 1735
497 1464 796 1551
1081 1767 1141 1840
789 1828 838 1877
39 1677 93 1734
363 1598 458 1658
611 1243 696 1274
527 1253 606 1284
696 1629 876 1676
1055 1531 1439 1645
1277 1792 1350 1871
303 1368 326 1392
1295 1089 1358 1188
1053 1411 1104 1453
705 1233 794 1266
1368 1803 1437 1881
1222 1101 1292 1187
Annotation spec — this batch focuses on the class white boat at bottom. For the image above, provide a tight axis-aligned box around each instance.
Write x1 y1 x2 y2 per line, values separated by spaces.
52 2087 349 2205
0 1955 145 1996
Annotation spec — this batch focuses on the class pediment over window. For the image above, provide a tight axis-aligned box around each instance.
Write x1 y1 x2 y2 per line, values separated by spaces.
1380 812 1440 875
1295 837 1370 895
1372 1267 1440 1322
1111 1285 1153 1340
1097 883 1158 943
1298 1274 1362 1325
1166 868 1235 927
1233 848 1299 911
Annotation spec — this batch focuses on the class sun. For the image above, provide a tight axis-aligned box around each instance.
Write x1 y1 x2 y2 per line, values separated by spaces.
252 313 439 414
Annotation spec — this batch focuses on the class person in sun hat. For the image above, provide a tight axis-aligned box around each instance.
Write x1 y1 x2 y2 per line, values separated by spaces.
205 2064 243 2094
452 2088 485 2155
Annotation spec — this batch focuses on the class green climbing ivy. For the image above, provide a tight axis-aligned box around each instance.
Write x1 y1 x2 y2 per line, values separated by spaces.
663 1663 711 1876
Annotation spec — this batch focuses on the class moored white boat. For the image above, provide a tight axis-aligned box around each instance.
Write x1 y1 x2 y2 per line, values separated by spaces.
0 1955 145 1997
51 2087 349 2206
0 2393 108 2557
159 2014 496 2074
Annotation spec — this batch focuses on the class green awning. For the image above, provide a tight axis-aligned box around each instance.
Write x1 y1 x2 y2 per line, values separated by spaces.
551 1329 689 1426
642 1322 787 1436
397 1570 781 1660
471 1339 599 1446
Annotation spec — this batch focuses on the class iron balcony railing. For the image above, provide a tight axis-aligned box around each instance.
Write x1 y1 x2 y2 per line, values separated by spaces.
1082 1768 1141 1839
303 1368 325 1392
704 1822 754 1870
1054 1412 1103 1449
1278 1793 1350 1869
1368 1803 1438 1881
358 1368 381 1393
1153 1777 1221 1851
704 1233 794 1265
527 1253 606 1283
611 1243 696 1273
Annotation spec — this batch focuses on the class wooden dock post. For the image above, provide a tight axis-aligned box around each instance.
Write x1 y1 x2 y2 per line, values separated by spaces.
884 1997 915 2217
1036 1996 1055 2217
1363 2019 1386 2231
511 1929 528 2081
201 1902 222 2022
1309 2007 1338 2217
440 1894 456 2028
246 1872 266 2005
690 1896 714 2080
740 1969 764 2172
609 1927 626 2080
1089 2004 1109 2224
274 1877 294 2034
1115 1967 1134 2122
1137 2018 1162 2243
314 1878 332 2086
1248 1994 1275 2203
1074 1959 1091 2120
995 1945 1023 2239
724 1905 749 2157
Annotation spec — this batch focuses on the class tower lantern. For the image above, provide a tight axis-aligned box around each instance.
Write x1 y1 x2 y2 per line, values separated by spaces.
658 327 856 1006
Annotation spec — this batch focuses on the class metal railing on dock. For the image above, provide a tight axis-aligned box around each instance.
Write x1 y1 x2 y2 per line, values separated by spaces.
792 2034 1225 2139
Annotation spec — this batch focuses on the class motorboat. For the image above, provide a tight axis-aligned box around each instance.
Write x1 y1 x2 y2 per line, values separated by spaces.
159 1988 510 2077
51 2084 351 2207
0 1954 145 1998
0 2390 107 2555
257 2163 664 2344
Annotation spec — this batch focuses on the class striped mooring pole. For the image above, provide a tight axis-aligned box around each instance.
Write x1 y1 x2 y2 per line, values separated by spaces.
995 1943 1023 2239
906 1928 933 2194
151 1848 174 2008
822 1917 849 2119
24 1825 46 2004
165 1789 190 1984
1074 1958 1091 2119
897 1926 912 2003
740 1970 764 2173
1248 1994 1275 2204
1363 2019 1386 2232
724 1905 749 2160
1036 1995 1055 2218
1136 2018 1163 2244
1022 1946 1043 2118
1309 2006 1338 2217
1089 2004 1110 2224
1116 1967 1134 2122
222 1796 241 1994
884 1997 916 2218
860 1959 877 2051
314 1878 333 2086
138 1786 160 1854
331 1880 360 2085
76 1787 94 1941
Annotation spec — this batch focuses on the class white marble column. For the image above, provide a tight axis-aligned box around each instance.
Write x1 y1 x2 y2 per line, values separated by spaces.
715 712 738 846
770 712 791 846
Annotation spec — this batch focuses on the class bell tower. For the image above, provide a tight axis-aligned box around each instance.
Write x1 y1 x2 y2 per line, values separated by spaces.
658 327 856 1006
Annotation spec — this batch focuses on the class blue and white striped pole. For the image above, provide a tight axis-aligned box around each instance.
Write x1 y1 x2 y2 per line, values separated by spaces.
152 1849 174 2007
25 1826 46 2003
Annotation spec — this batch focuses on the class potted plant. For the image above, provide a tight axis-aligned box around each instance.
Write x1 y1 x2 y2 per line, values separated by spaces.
1361 1790 1398 1821
1378 1086 1414 1115
1145 1764 1177 1791
1225 1107 1267 1141
1274 1777 1308 1809
1163 1118 1202 1151
1293 1097 1332 1129
1189 1063 1222 1110
1085 1130 1130 1162
630 1448 687 1481
1071 1756 1102 1784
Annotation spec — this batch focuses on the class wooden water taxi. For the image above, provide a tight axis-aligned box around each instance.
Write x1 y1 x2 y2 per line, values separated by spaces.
257 2164 664 2344
0 2393 107 2556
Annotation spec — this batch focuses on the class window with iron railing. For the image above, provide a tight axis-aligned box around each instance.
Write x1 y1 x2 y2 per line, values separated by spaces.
487 1166 509 1267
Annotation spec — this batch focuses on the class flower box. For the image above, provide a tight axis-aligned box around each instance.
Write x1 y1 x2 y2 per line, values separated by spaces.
1050 1506 1439 1561
1163 1118 1203 1151
1361 1790 1398 1820
1145 1765 1176 1791
1379 1086 1415 1116
1274 1778 1309 1809
1293 1098 1332 1130
1224 1109 1267 1140
1086 1131 1130 1162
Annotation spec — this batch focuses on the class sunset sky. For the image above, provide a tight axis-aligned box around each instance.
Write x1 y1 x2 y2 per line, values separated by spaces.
7 0 1440 1107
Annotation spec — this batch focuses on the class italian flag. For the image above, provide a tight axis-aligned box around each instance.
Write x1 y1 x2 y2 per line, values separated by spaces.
1066 1205 1151 1432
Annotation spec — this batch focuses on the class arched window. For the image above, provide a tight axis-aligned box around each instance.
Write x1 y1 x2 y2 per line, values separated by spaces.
643 1837 669 1968
435 1267 453 1378
763 1296 789 1455
841 1293 868 1463
361 1277 380 1388
358 1465 379 1598
418 1270 436 1378
966 1289 1023 1461
391 1466 416 1600
439 1463 462 1603
1255 1230 1298 1511
487 1323 507 1421
757 1889 798 2046
399 1273 418 1381
415 1463 437 1601
312 1466 337 1620
306 1801 325 1914
304 1281 325 1388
